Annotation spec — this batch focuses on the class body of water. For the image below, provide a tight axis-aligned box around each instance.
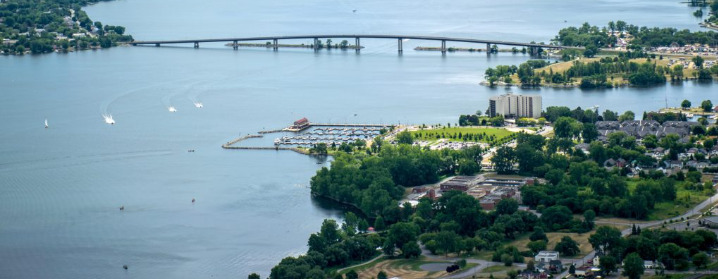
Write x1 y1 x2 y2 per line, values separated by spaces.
0 0 715 278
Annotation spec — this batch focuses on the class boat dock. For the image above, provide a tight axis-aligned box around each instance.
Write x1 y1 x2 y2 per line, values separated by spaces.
222 118 394 152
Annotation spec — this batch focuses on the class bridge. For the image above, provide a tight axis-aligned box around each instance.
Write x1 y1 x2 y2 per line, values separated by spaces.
130 35 575 54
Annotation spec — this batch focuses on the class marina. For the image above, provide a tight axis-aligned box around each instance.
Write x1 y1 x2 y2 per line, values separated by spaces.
223 119 391 150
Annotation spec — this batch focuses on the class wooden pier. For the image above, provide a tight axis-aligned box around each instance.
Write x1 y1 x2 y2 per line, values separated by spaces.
222 134 262 148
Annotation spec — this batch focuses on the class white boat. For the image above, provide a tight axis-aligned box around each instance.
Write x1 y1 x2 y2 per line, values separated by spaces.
103 114 115 125
44 119 48 128
168 106 177 112
193 102 203 108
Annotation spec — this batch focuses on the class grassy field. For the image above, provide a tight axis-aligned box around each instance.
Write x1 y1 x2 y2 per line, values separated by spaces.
341 256 457 279
410 127 514 143
509 231 594 259
482 265 519 273
627 179 712 221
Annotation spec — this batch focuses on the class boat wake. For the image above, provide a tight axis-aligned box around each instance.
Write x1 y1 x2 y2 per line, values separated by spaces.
193 102 203 108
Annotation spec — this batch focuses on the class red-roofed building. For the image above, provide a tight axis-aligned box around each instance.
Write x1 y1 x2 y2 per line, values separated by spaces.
291 118 310 130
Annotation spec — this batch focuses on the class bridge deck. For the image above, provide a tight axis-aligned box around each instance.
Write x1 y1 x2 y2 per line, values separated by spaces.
131 34 573 49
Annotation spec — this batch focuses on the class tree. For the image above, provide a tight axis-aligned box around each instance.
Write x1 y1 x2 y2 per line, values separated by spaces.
402 241 421 258
346 270 359 279
589 226 622 255
541 205 573 230
496 199 519 215
616 20 627 32
436 231 460 257
492 146 516 174
623 253 645 279
311 143 328 154
693 55 705 69
602 110 619 121
681 99 692 109
554 117 582 138
396 131 414 145
569 264 576 275
599 255 618 275
693 252 709 269
658 243 690 270
528 240 547 254
248 273 261 279
377 271 388 279
701 100 713 112
527 260 536 272
530 227 548 242
554 236 580 257
583 210 596 231
582 123 598 143
619 111 635 122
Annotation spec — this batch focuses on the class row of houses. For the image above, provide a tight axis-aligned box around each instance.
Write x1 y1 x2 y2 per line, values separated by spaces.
595 120 697 140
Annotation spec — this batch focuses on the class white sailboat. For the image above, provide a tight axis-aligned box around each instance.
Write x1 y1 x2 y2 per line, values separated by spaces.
168 106 177 112
193 102 203 108
44 119 48 128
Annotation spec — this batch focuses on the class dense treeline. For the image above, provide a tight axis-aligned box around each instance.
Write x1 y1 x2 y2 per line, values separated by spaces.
270 217 382 279
590 225 716 275
0 0 133 54
485 56 683 88
553 21 718 48
564 58 668 87
310 144 483 218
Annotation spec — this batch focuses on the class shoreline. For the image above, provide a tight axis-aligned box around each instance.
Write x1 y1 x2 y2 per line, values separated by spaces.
479 77 714 89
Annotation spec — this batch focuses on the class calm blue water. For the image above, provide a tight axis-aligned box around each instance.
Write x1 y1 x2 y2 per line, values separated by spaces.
0 0 715 278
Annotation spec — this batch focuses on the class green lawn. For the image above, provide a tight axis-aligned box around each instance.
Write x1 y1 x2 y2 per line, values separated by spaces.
482 265 520 273
410 127 514 143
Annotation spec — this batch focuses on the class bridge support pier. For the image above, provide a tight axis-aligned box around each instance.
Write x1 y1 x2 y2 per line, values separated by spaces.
155 43 160 47
398 38 403 53
233 41 238 50
273 39 278 51
486 43 491 53
355 37 360 53
441 40 446 54
314 38 319 51
194 42 199 48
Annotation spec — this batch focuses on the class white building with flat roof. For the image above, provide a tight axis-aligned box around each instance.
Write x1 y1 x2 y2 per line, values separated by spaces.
534 251 560 263
488 93 542 118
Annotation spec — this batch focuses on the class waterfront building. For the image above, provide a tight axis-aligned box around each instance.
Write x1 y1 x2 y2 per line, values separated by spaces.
488 93 542 118
291 117 310 130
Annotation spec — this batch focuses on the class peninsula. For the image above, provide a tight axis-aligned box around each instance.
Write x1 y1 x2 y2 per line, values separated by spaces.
0 0 132 55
